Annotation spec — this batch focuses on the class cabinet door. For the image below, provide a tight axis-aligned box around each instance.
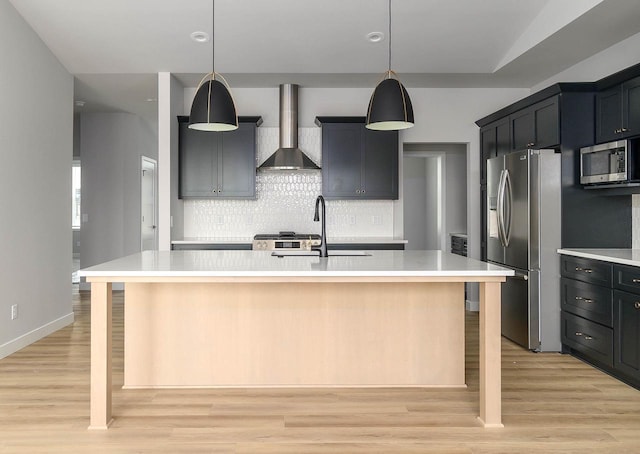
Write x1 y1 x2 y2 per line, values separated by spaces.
480 118 509 184
496 118 511 155
596 87 622 144
622 76 640 138
510 108 535 150
179 122 217 197
322 123 363 198
362 128 398 199
614 290 640 381
510 98 559 150
533 97 559 148
218 123 256 198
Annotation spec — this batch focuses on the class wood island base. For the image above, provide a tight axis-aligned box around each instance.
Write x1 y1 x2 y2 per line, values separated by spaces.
123 281 466 388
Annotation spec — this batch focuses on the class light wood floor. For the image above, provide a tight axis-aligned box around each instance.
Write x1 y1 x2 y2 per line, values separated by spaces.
1 289 639 453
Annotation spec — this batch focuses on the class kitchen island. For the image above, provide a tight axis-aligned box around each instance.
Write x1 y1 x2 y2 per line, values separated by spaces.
79 250 513 430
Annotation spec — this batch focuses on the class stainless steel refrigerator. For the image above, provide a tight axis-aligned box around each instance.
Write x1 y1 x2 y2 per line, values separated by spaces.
487 149 561 352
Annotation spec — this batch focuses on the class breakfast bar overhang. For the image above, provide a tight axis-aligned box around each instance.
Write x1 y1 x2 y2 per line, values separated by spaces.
79 250 513 430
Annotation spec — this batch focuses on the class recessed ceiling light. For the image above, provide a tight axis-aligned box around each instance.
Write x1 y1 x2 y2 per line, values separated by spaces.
190 31 210 43
74 100 85 107
366 32 384 43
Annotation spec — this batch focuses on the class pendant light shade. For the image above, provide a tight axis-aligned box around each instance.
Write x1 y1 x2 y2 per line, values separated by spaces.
189 75 238 131
188 0 238 132
365 0 414 131
366 72 414 130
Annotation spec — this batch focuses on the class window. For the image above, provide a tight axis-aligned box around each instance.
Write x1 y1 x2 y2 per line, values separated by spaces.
72 161 81 229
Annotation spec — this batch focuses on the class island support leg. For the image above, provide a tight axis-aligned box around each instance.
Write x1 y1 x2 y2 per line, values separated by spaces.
478 281 503 428
89 282 113 429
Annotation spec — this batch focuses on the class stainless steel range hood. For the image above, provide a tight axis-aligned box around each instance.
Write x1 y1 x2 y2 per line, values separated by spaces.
258 84 320 171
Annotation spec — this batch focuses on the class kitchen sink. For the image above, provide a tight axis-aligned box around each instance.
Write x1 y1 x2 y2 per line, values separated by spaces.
271 250 371 257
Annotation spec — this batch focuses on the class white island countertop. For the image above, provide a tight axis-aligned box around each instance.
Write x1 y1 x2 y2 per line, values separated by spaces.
79 250 513 279
557 248 640 267
172 237 408 245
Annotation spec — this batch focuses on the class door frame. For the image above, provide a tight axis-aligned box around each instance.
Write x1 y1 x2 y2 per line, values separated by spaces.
141 156 158 251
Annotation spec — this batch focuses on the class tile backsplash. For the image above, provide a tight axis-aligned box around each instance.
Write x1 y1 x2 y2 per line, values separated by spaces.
183 127 395 239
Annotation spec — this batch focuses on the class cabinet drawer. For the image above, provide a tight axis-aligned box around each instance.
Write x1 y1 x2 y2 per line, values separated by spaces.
561 312 613 367
614 264 640 294
560 256 612 286
561 278 613 327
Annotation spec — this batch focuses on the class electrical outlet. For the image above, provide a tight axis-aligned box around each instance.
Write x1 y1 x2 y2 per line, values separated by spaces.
11 304 18 320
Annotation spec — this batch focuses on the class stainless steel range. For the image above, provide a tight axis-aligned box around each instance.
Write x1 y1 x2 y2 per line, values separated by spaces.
252 231 321 251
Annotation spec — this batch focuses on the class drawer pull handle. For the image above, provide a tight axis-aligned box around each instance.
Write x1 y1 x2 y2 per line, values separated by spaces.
632 279 640 283
575 332 583 336
575 267 593 273
575 296 593 303
635 302 640 310
584 335 593 340
575 332 594 340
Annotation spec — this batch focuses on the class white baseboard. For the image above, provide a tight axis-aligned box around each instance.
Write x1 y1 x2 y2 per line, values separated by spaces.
465 299 479 312
0 312 75 360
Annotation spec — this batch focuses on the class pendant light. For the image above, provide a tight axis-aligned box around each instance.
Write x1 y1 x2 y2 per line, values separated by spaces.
366 0 414 131
189 0 238 131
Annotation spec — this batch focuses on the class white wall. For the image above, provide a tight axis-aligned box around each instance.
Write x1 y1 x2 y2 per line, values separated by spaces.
158 73 184 250
424 158 440 249
445 150 468 237
403 157 428 250
80 113 157 270
0 0 74 357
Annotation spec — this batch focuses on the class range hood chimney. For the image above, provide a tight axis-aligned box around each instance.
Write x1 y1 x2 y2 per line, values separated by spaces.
258 84 320 171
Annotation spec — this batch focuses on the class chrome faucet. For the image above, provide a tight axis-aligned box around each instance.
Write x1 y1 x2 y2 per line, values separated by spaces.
312 195 328 258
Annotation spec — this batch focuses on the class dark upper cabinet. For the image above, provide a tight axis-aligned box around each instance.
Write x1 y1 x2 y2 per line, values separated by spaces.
596 75 640 143
596 87 622 143
362 126 399 198
479 117 509 260
510 96 560 151
623 76 640 139
317 118 398 200
480 117 510 184
178 117 260 199
218 123 256 197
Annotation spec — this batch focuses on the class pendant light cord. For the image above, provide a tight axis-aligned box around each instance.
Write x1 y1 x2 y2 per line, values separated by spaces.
388 0 391 74
212 0 215 76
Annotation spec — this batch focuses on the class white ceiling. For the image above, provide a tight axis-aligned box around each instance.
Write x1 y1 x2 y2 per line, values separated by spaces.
8 0 640 120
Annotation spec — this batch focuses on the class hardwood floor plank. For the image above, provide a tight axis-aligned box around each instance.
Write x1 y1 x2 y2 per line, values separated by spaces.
0 288 639 453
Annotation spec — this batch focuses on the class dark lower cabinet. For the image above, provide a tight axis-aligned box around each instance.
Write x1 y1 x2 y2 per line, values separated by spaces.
614 290 640 382
560 255 640 389
316 117 398 200
561 311 613 368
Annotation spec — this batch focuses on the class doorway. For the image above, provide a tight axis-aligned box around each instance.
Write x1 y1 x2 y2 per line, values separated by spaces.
141 156 157 251
402 143 467 252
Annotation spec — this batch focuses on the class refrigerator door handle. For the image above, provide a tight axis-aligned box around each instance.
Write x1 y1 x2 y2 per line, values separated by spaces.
503 169 513 247
496 169 507 247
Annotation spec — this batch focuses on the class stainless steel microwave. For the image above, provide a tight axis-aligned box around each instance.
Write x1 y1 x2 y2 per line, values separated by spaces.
580 140 639 185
